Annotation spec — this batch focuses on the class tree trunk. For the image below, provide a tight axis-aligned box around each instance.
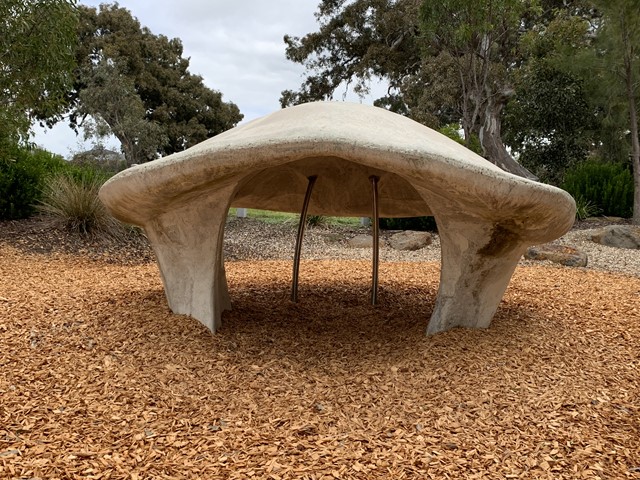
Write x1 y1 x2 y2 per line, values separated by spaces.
627 84 640 225
115 131 136 167
625 49 640 224
479 91 538 181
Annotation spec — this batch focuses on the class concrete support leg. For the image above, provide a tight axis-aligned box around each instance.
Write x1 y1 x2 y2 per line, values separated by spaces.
144 184 236 332
426 217 528 335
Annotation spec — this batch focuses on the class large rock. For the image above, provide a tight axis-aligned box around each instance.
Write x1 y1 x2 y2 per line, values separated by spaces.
99 102 575 336
525 244 588 267
347 234 374 248
389 231 432 251
591 225 640 250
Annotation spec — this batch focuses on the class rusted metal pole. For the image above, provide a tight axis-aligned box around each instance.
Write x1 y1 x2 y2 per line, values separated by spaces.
291 175 318 303
370 175 380 305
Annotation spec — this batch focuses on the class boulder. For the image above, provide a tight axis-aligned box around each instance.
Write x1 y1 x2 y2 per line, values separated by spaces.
347 234 374 248
591 225 640 250
525 244 588 267
389 231 432 251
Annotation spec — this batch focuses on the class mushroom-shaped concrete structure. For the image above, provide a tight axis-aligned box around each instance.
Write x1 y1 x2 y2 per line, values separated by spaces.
99 102 575 335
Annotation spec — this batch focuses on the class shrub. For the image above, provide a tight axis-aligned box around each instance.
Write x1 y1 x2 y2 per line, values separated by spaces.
0 144 116 221
562 160 634 218
0 157 38 220
0 145 69 219
38 171 123 237
379 216 438 232
306 214 327 227
0 145 67 220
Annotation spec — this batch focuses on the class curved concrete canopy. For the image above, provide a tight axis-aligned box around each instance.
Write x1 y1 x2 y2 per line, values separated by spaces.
100 101 575 335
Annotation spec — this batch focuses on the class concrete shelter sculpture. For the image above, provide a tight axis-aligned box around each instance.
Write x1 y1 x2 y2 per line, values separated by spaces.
99 102 575 335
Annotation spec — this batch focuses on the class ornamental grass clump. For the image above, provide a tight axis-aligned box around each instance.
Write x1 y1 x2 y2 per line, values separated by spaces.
574 196 602 221
38 171 123 238
306 214 328 227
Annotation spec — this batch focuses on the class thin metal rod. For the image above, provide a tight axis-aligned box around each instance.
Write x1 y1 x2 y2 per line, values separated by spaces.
370 175 380 305
291 175 318 302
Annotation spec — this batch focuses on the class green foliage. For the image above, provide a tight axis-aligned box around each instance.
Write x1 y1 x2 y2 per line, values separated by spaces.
379 216 438 232
592 0 640 222
374 52 462 128
563 160 634 218
281 0 423 107
69 4 243 164
504 62 595 185
306 215 328 227
78 61 167 164
0 0 78 143
420 0 528 54
554 0 640 220
438 124 482 155
38 171 121 237
0 146 69 220
419 0 544 178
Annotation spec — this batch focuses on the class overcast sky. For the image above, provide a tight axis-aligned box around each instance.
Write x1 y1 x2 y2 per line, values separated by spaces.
33 0 385 157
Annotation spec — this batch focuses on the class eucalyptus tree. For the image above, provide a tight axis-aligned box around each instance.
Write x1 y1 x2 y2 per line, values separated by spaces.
283 0 597 179
77 61 166 165
418 0 540 178
69 3 242 164
0 0 78 146
281 0 423 108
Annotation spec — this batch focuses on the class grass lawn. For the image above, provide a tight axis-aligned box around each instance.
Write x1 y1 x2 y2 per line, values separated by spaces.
228 207 362 227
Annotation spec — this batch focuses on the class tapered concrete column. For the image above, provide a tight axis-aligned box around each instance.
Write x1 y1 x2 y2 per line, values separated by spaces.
144 183 237 332
426 216 528 335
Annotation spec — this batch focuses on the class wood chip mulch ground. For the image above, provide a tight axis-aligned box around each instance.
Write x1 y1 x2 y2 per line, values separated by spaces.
1 220 640 479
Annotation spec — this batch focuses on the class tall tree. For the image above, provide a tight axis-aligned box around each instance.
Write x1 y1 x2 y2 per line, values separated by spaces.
68 4 242 163
418 0 538 178
592 0 640 223
0 0 78 146
503 62 595 184
78 61 166 165
283 0 597 180
282 0 535 177
503 7 599 184
281 0 423 107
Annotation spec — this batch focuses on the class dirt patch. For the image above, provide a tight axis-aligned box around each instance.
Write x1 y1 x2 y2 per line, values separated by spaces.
1 244 639 479
0 217 154 265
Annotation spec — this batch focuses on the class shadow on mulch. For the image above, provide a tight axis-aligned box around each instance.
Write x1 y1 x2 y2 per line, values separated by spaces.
93 273 549 370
